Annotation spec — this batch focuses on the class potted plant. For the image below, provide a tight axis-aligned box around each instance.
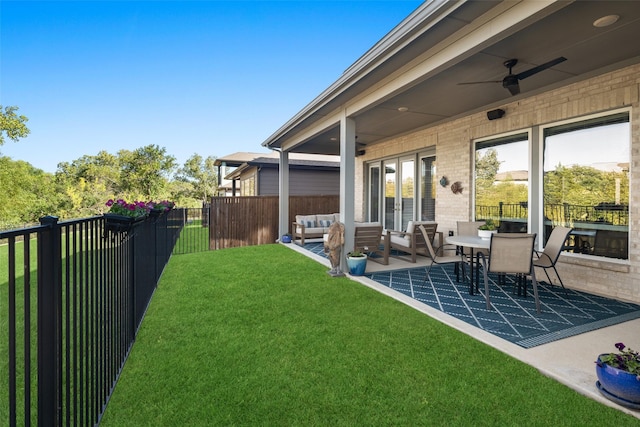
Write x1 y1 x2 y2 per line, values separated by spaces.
595 342 640 409
477 219 498 239
346 249 367 276
281 233 292 243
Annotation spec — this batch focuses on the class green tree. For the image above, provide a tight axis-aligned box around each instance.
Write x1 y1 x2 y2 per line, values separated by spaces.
475 148 502 206
119 145 176 200
0 105 30 145
0 156 57 228
56 151 121 216
174 154 218 205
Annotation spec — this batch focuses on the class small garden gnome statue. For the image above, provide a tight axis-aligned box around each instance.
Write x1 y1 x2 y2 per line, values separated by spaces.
324 221 345 277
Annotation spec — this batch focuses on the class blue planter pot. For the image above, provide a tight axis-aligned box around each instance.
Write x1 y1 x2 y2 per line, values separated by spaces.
281 235 292 243
595 354 640 409
346 255 367 276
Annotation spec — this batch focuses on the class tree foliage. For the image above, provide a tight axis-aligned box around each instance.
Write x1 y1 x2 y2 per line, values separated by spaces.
0 156 57 228
56 151 121 217
0 105 30 145
118 145 177 200
174 154 218 205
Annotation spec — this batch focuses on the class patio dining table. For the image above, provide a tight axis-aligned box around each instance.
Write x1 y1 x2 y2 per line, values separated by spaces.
445 235 491 295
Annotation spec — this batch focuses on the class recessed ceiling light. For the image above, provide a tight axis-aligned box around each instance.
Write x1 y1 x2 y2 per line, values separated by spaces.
593 14 619 28
330 137 337 141
397 107 409 112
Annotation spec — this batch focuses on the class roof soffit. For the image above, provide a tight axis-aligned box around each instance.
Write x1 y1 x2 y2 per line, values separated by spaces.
263 0 569 150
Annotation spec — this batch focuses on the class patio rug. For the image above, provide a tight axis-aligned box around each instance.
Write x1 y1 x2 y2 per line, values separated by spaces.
303 242 640 348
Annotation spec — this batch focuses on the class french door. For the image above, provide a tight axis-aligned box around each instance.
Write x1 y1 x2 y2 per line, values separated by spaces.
382 157 414 231
369 152 435 230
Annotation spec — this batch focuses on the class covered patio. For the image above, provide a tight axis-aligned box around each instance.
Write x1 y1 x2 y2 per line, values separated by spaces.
262 1 640 306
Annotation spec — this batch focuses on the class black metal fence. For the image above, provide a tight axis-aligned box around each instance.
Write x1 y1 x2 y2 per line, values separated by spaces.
0 208 192 426
476 202 629 226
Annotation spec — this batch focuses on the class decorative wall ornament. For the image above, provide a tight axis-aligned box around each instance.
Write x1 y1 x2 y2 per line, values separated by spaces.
439 176 449 187
451 181 463 194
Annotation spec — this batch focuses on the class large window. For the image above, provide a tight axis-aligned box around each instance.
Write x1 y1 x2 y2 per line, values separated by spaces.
473 110 630 260
543 112 629 259
420 156 436 221
475 133 529 232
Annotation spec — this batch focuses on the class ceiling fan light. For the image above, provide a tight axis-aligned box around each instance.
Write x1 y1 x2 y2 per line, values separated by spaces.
593 15 619 28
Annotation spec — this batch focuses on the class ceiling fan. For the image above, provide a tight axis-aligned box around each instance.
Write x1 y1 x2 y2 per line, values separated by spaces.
459 57 567 96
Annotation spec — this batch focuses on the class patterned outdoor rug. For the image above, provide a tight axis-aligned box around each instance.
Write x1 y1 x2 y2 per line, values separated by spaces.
302 242 640 348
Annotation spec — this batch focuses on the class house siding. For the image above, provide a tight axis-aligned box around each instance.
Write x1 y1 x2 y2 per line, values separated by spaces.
357 63 640 304
260 167 340 196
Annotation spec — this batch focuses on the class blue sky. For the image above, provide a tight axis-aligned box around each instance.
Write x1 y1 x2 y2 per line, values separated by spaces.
1 1 422 173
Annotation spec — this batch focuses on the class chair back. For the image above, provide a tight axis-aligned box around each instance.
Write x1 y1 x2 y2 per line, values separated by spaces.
418 225 438 261
354 223 383 252
488 233 536 274
543 226 572 263
457 221 485 236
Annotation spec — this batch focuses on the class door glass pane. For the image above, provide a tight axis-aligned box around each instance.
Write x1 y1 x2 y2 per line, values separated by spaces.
543 113 629 259
420 157 436 221
369 165 380 222
401 159 414 230
475 134 529 232
384 161 396 230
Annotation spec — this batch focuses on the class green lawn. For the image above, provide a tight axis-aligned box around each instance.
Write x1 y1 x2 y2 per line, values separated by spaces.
97 244 640 426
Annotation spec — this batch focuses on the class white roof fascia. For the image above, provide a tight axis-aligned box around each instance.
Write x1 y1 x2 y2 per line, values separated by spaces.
262 0 458 149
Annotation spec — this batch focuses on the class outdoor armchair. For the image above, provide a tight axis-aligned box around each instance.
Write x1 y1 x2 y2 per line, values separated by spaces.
533 226 572 295
478 233 541 313
388 221 440 263
353 222 389 265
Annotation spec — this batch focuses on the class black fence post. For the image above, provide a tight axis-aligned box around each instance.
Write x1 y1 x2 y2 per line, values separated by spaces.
38 216 62 426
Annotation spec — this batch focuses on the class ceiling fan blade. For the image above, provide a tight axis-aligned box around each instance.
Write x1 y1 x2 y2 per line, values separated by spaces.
515 56 567 80
457 80 502 85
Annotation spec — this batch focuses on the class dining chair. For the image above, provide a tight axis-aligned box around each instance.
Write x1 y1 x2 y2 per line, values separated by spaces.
457 221 488 284
533 226 572 295
478 233 541 313
419 225 465 284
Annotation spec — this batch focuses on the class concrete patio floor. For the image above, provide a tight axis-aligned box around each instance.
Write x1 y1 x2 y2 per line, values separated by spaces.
284 241 640 419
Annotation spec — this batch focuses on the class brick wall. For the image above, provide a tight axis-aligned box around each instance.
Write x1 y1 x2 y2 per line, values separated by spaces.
358 63 640 303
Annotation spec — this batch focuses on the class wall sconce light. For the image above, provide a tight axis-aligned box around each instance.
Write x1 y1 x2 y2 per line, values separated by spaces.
487 108 505 120
439 176 448 187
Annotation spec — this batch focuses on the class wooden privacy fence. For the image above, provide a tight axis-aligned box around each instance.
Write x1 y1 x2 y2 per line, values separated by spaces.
209 195 339 250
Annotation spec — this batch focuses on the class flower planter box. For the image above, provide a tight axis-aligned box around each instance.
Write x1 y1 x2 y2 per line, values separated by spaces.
104 213 147 235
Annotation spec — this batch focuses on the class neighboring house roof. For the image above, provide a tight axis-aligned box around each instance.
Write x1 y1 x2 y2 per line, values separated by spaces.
214 151 339 168
495 170 528 182
261 1 640 155
224 156 339 180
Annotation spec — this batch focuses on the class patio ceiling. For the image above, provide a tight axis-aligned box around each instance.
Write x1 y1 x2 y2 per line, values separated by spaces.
263 0 640 155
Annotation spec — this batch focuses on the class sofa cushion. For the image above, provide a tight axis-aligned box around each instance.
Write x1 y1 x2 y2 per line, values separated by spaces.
296 215 317 228
317 214 335 228
304 227 325 235
390 234 411 248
